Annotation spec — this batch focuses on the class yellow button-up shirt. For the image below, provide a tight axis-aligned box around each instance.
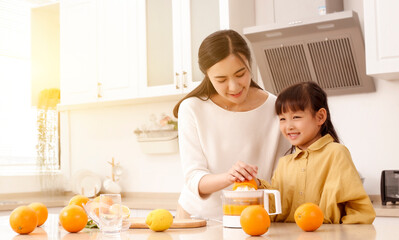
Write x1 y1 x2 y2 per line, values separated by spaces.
259 134 376 224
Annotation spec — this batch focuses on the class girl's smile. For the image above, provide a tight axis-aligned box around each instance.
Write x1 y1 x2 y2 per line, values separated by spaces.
279 108 326 150
287 132 300 140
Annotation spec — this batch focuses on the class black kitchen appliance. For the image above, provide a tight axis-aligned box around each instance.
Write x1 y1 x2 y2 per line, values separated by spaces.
381 170 399 205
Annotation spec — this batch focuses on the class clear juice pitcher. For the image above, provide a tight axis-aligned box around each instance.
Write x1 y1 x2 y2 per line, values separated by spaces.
221 189 281 228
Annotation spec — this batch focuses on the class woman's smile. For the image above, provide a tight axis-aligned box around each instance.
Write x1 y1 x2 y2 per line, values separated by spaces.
230 89 243 98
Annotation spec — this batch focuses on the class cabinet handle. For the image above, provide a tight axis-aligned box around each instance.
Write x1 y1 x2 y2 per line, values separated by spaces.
175 72 180 89
182 71 188 88
97 82 103 98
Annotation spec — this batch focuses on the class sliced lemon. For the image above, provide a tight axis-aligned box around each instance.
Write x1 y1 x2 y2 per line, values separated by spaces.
109 204 131 218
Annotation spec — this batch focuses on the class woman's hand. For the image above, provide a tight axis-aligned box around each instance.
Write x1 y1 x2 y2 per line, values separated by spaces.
227 160 258 183
197 161 258 197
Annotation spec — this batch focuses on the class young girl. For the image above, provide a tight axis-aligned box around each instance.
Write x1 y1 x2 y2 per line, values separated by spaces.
259 81 376 224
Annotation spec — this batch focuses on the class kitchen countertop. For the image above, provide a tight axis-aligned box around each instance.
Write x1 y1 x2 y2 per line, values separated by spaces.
1 192 399 217
0 214 398 240
369 195 399 217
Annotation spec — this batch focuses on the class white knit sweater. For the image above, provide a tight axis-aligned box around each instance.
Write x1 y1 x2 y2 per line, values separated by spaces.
177 93 289 220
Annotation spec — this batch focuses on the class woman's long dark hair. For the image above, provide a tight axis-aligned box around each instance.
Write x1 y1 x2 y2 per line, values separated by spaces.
275 81 340 153
173 29 262 118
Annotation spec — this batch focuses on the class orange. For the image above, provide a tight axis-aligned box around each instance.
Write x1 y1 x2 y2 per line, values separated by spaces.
93 195 114 205
85 200 100 217
240 205 270 236
28 202 48 227
59 205 88 233
68 195 90 209
93 207 100 217
294 203 324 232
232 178 258 190
92 197 100 216
9 206 38 234
99 196 114 206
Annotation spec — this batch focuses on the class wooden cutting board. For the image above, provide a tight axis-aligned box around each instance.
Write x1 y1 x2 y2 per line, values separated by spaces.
129 217 207 229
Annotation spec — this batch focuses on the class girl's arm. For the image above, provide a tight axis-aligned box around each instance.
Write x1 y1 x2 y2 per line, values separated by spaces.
333 147 376 224
341 192 376 224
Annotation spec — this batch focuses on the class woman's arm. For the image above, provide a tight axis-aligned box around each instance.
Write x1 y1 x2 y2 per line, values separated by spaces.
179 99 260 198
178 100 211 198
198 160 258 197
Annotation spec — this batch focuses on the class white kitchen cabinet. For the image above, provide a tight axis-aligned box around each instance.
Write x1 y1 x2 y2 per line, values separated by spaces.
60 0 256 106
139 0 256 97
60 0 97 105
97 0 140 101
60 0 140 105
364 0 399 80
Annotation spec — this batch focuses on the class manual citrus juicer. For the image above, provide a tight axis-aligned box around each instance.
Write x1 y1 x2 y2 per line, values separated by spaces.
222 179 282 228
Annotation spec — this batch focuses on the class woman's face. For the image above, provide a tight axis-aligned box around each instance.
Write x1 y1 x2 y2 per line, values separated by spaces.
206 53 251 107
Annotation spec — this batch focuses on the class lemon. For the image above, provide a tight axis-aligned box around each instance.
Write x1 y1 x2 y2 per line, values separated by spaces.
145 209 173 232
109 204 131 218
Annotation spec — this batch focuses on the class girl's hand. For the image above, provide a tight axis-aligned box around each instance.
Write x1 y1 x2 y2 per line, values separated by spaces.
227 160 258 183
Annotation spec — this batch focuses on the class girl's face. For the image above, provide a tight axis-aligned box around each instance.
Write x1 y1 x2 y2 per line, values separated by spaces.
278 108 327 150
207 53 251 107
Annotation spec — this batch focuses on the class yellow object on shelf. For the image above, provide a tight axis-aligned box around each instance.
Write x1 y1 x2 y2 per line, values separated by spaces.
37 88 60 109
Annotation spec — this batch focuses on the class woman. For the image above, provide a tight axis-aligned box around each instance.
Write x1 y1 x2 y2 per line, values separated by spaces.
173 30 289 220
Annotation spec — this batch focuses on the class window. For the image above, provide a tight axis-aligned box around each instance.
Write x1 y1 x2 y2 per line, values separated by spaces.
0 0 59 175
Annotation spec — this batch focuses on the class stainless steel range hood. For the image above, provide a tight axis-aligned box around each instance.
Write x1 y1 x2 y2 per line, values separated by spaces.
244 11 375 95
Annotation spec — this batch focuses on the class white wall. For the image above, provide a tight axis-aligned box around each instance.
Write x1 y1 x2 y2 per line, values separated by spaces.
31 3 60 106
329 79 399 194
65 100 183 193
0 99 184 194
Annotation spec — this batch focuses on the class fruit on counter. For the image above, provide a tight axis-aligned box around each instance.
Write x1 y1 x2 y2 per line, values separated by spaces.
240 205 270 236
85 200 101 217
9 206 38 234
59 205 88 233
232 178 258 191
145 209 174 232
68 194 90 209
94 195 114 206
109 204 131 218
28 202 48 227
294 202 324 232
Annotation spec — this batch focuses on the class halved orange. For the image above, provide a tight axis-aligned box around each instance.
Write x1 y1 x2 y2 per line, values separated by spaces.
232 178 258 191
